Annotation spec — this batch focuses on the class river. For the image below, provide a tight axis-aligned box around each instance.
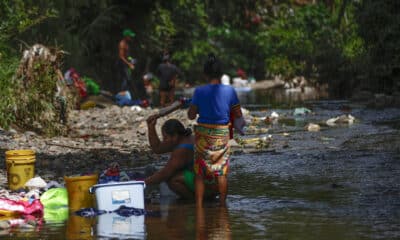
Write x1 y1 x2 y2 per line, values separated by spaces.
3 88 400 239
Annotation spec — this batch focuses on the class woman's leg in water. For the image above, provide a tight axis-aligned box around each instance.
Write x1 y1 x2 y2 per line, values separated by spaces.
217 175 228 207
195 175 205 208
167 172 193 199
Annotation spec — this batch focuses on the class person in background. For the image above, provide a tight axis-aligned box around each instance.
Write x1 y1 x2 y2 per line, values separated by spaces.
64 68 87 101
116 29 136 97
143 73 154 97
232 68 249 88
188 53 246 208
156 53 182 107
145 116 195 199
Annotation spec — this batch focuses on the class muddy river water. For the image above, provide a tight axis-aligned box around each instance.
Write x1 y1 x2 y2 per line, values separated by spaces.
4 89 400 239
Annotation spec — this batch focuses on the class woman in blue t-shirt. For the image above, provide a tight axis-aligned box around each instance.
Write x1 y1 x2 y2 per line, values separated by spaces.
188 53 245 207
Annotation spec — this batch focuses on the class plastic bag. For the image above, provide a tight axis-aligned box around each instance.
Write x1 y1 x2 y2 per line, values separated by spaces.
24 177 47 189
293 107 312 115
40 188 68 208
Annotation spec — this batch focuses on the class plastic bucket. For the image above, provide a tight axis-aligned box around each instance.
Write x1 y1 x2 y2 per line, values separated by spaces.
5 150 36 190
64 174 98 211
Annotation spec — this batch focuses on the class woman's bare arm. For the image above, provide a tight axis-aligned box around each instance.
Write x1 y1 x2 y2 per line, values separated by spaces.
145 149 189 185
147 115 174 154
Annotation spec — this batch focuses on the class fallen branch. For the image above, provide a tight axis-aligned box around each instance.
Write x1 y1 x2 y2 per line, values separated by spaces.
46 141 124 151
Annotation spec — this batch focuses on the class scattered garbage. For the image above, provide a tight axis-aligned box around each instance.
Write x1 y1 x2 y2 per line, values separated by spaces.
24 177 47 190
326 114 355 126
294 107 312 115
271 111 279 119
235 135 271 149
243 125 268 135
305 123 321 132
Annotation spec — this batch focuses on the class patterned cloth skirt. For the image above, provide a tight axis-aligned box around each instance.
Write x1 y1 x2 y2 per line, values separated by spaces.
194 123 230 178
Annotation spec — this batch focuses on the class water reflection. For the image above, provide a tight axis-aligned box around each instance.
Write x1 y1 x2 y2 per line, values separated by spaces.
66 214 95 239
238 87 329 109
145 197 202 239
196 206 231 240
96 213 145 239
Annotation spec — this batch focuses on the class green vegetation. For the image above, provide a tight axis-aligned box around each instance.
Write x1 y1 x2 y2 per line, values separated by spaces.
0 1 57 130
0 0 399 131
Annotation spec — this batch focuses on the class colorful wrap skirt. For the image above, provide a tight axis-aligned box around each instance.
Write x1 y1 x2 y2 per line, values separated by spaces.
194 123 230 178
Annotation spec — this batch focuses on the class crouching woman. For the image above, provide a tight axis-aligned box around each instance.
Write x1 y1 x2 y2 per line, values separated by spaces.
145 115 210 199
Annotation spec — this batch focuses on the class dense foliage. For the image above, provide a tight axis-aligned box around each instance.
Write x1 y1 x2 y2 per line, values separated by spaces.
0 0 399 131
355 0 400 93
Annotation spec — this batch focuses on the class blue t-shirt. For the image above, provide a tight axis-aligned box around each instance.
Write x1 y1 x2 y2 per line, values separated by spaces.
191 84 240 124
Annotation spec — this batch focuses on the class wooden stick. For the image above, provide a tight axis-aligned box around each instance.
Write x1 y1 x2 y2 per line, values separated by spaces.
157 100 182 117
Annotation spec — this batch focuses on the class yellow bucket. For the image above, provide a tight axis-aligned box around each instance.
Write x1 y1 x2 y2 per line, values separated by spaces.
5 149 36 190
64 174 98 211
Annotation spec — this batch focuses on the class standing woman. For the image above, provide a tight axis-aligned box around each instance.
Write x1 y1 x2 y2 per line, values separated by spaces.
188 53 246 207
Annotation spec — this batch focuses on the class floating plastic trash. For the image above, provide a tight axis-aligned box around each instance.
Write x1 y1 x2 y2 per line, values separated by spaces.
306 123 321 132
294 107 312 115
326 114 355 126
